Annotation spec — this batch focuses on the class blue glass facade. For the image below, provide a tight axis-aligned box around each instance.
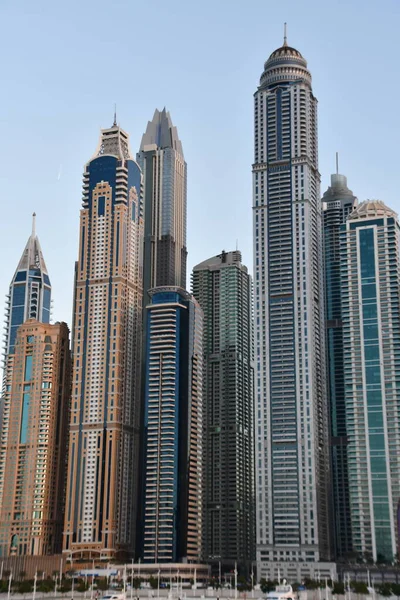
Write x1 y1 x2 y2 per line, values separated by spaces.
142 287 203 563
5 226 51 357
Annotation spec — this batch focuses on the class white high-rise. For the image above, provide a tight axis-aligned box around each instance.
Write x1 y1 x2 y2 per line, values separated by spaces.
253 30 332 579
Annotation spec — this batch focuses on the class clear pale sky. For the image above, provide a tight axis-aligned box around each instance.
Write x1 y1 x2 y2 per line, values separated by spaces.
0 0 399 329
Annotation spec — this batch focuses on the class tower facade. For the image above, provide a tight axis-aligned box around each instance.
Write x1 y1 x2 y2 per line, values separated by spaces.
142 287 203 563
253 34 331 574
3 214 51 359
341 201 400 562
0 320 71 556
0 216 52 512
322 172 357 558
137 108 187 303
63 121 144 559
192 250 254 567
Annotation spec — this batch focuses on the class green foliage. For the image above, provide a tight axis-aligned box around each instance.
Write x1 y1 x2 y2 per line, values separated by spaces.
59 580 72 593
97 578 109 591
0 581 8 593
351 582 369 595
332 582 345 595
209 578 221 590
149 576 158 590
377 583 392 597
238 575 251 591
260 579 276 594
304 579 320 590
132 577 142 589
391 583 400 598
37 579 54 593
77 580 90 592
18 580 33 593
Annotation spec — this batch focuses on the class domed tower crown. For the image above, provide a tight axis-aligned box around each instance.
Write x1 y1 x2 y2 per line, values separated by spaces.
260 26 311 89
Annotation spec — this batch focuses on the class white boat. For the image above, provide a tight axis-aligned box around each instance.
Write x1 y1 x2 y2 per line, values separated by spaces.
266 583 296 600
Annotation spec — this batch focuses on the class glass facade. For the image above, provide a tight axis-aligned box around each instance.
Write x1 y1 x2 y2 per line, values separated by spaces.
341 204 400 562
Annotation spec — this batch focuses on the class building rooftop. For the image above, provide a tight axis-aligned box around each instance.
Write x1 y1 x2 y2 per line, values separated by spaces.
140 108 184 157
348 200 397 221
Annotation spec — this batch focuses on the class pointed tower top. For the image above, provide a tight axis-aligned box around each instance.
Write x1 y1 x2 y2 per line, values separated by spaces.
139 108 184 157
32 212 36 237
283 22 288 46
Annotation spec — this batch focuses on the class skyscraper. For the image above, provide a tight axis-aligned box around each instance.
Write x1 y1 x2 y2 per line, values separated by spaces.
0 319 71 556
0 215 51 513
142 287 203 563
63 120 144 560
341 200 400 563
137 108 187 303
3 213 51 359
253 31 332 577
192 250 254 569
322 170 357 559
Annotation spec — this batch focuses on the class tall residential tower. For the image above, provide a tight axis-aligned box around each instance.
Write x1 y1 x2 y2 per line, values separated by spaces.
322 170 357 558
142 287 203 563
63 120 144 559
0 320 71 556
341 201 400 562
253 32 332 578
192 250 255 569
137 108 187 302
0 216 52 514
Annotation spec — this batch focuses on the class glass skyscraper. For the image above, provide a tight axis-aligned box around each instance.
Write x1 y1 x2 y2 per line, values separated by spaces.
137 108 187 303
192 250 255 569
142 287 203 563
63 120 144 559
322 172 357 559
341 200 400 562
253 32 332 578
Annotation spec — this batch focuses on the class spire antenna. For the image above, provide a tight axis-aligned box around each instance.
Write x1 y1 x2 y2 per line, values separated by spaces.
32 212 36 237
336 152 339 175
283 22 287 46
113 104 117 127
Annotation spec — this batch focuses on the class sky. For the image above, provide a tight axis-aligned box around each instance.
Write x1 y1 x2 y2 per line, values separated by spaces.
0 0 399 328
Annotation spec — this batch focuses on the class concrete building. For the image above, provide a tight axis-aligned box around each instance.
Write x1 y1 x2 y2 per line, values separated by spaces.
142 287 203 563
137 108 187 302
63 118 144 559
340 200 400 562
322 170 357 559
0 320 71 556
252 29 332 577
192 250 254 569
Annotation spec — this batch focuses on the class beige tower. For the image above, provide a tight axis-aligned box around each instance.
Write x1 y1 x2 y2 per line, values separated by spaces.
0 320 71 556
63 121 144 560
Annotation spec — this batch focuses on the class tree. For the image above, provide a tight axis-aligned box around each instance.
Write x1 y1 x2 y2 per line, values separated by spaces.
352 582 369 595
18 580 33 594
391 583 400 599
332 582 345 595
18 571 26 581
260 579 275 594
132 577 142 590
149 576 158 590
377 584 392 597
97 578 108 591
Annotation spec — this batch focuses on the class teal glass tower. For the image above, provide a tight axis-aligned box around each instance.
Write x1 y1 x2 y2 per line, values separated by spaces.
322 171 357 558
341 200 400 562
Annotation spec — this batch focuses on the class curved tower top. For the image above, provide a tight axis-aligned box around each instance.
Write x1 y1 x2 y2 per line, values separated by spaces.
348 199 397 221
259 31 311 90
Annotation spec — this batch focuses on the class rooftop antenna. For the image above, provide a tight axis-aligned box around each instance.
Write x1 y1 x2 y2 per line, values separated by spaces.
113 104 117 127
32 212 36 237
336 152 339 175
283 22 288 46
